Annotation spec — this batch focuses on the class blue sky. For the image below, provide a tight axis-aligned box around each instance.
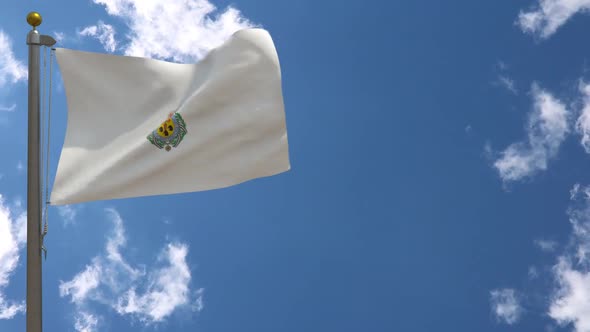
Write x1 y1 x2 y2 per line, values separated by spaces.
4 0 590 331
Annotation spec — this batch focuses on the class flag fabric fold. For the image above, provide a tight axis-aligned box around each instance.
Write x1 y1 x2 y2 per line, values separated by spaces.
50 28 289 205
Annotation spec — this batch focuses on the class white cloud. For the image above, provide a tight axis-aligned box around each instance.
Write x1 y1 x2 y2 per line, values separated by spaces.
74 312 99 332
497 75 518 94
567 187 590 266
572 183 582 199
490 184 590 331
483 141 494 158
78 21 117 53
0 30 26 87
103 209 142 279
0 295 24 320
490 288 523 324
57 205 78 225
518 0 590 39
59 263 102 305
536 239 559 252
574 83 590 153
546 184 590 331
549 258 590 332
114 244 196 322
16 161 23 173
0 195 26 319
192 288 204 313
53 31 66 44
90 0 255 62
0 104 15 112
60 208 201 327
549 259 590 332
493 84 569 182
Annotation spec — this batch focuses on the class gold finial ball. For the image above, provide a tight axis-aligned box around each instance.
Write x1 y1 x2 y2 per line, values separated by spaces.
26 12 42 28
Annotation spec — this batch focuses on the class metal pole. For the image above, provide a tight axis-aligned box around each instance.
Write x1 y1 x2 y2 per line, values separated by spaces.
25 12 55 332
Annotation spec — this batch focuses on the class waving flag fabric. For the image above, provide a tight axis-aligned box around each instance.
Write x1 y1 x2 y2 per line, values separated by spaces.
50 29 289 205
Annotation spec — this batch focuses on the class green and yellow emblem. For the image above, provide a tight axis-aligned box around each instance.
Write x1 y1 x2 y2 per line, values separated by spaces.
147 112 187 151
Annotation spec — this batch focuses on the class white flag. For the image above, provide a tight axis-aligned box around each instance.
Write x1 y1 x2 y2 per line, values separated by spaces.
51 29 290 205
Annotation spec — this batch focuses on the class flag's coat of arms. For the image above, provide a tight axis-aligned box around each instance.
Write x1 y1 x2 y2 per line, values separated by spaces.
147 112 187 151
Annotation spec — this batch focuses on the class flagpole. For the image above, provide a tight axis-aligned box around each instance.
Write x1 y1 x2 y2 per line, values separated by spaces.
26 12 55 332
